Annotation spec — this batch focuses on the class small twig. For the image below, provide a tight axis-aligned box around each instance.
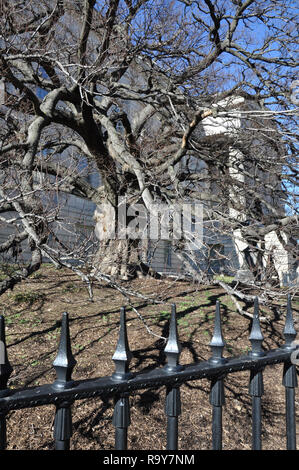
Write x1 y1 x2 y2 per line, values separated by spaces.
215 280 270 322
91 271 166 340
129 303 167 341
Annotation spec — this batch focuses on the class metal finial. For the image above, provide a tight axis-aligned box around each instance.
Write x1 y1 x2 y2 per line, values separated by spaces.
249 297 265 357
112 307 133 381
209 301 227 364
0 316 12 395
164 304 183 372
52 312 76 390
282 294 296 350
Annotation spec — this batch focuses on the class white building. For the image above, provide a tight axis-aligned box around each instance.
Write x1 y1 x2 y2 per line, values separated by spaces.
142 94 298 286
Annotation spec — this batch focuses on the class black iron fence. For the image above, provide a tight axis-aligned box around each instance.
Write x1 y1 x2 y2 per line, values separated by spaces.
0 295 298 451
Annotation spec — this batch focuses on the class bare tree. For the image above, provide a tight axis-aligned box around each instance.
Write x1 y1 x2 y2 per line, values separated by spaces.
0 0 298 305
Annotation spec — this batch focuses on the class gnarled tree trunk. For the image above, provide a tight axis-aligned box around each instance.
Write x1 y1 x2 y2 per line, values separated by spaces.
92 198 151 280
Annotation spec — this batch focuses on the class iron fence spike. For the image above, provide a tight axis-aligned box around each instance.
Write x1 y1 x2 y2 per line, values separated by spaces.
249 297 265 357
164 304 183 372
112 307 133 381
52 312 76 389
164 304 181 355
282 294 296 350
209 301 227 364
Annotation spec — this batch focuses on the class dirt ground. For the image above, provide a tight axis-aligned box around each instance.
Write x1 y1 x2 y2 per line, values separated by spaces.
0 266 298 451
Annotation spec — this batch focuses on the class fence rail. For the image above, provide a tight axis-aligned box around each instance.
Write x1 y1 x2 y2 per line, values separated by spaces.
0 295 298 450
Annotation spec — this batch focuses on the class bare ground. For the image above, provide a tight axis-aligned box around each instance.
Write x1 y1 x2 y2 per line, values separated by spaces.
1 266 298 451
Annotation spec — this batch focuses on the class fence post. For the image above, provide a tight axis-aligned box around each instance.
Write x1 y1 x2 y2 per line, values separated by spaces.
112 307 132 450
248 298 265 450
53 402 73 450
209 301 227 450
165 385 181 450
0 316 12 450
112 394 131 450
164 304 182 450
52 312 76 450
282 294 297 450
112 307 133 382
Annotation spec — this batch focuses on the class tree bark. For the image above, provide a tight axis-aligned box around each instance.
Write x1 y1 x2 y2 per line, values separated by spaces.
92 197 153 280
93 238 146 280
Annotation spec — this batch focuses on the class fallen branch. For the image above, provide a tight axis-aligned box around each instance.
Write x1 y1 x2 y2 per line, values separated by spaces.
91 270 167 340
214 280 270 322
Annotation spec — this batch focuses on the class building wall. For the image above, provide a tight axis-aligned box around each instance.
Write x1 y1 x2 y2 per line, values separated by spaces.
0 192 96 264
147 239 184 275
